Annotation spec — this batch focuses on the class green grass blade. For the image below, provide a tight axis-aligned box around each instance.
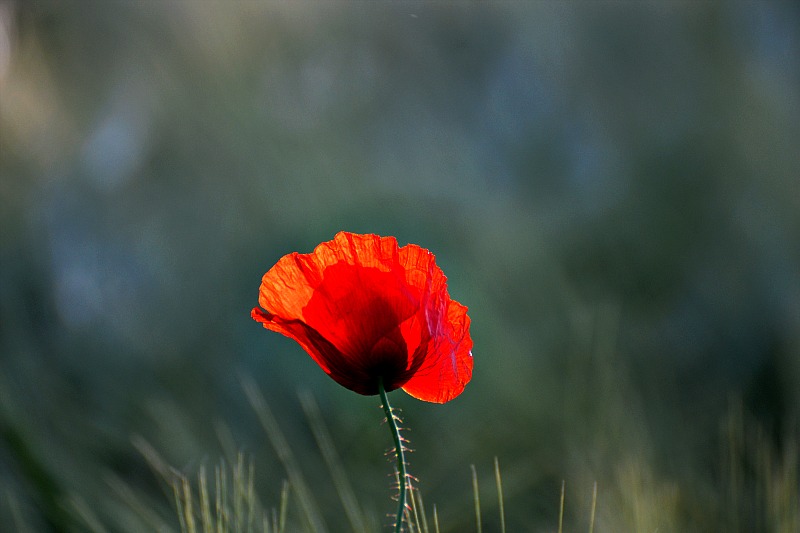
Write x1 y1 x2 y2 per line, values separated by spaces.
278 479 289 533
242 376 327 533
299 390 367 533
494 457 505 533
414 488 429 533
471 464 481 533
558 480 565 533
198 466 213 533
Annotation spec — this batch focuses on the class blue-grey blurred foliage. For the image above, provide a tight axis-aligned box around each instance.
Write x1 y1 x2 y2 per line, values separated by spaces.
1 1 799 531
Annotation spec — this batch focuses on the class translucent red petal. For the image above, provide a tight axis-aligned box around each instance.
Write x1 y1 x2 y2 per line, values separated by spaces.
252 232 473 402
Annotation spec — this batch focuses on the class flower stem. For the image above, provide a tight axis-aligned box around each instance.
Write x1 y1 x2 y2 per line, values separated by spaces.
379 379 407 533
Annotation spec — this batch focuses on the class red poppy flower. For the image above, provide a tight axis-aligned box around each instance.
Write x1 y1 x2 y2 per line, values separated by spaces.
251 232 473 403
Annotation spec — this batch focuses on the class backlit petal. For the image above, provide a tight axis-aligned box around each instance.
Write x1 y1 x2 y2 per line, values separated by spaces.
252 232 473 402
401 300 473 403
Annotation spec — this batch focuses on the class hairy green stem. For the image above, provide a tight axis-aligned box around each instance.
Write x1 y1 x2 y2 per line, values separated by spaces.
379 379 406 533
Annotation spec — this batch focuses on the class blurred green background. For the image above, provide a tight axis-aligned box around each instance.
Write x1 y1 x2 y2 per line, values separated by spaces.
1 2 799 531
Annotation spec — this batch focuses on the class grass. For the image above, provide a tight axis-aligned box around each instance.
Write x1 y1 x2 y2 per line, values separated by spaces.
148 378 613 533
161 453 610 533
173 455 275 533
722 399 800 533
163 456 509 533
131 376 515 533
94 384 799 532
126 384 800 533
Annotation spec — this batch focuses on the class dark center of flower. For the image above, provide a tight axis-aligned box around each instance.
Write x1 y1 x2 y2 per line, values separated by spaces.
363 334 410 392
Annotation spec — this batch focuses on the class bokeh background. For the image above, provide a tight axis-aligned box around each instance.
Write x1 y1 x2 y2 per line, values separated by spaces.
1 2 799 532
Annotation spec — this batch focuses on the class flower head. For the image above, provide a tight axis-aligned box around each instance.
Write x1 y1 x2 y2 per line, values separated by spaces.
251 232 473 403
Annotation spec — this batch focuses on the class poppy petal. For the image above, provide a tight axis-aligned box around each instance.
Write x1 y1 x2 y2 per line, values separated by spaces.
252 306 397 395
253 232 473 402
302 262 419 363
401 299 473 403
